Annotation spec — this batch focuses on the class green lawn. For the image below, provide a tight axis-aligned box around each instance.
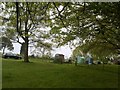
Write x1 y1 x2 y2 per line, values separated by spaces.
2 58 119 88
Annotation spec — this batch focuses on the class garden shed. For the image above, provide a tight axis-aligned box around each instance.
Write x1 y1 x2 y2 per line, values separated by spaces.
54 54 64 64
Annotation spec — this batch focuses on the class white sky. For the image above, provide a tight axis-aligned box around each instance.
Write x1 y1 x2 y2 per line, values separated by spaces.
11 43 72 59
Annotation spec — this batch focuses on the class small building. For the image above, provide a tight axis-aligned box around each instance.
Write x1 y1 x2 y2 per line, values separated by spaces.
86 57 93 65
54 54 64 64
76 55 85 64
85 54 93 65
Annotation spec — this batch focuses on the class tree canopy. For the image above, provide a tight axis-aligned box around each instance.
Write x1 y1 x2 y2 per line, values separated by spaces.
49 2 120 58
0 36 14 55
1 2 120 61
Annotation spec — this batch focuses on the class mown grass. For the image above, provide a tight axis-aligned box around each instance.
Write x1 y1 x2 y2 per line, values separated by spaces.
2 58 119 88
0 58 2 89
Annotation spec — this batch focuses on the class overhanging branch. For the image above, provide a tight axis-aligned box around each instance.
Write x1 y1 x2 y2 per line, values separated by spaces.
53 2 70 31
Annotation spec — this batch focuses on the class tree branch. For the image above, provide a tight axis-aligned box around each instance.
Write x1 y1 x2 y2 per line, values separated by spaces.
16 2 25 41
53 2 70 31
26 2 50 31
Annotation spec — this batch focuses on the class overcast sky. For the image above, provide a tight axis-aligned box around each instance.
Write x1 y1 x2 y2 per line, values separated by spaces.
11 43 72 59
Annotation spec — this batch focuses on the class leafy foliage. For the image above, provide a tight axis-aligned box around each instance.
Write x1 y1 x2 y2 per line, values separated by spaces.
2 2 120 61
0 36 14 55
49 2 120 58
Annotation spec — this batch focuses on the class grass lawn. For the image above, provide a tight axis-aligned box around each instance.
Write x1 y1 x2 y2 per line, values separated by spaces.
2 58 119 88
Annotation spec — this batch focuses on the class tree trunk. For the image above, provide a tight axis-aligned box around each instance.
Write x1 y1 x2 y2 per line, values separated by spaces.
24 19 29 62
24 37 29 62
102 61 104 70
16 2 29 62
20 43 25 58
2 46 6 56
